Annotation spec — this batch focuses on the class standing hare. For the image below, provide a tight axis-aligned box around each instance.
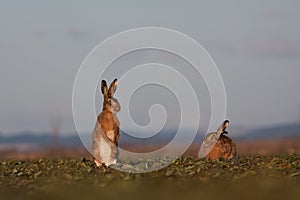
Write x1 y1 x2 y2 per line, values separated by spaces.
200 120 237 160
92 79 120 166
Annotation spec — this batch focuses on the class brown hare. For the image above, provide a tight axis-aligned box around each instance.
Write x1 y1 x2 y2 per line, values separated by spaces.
200 120 237 160
92 79 120 166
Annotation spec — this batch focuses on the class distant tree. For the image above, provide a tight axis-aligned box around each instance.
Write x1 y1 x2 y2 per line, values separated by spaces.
49 113 62 148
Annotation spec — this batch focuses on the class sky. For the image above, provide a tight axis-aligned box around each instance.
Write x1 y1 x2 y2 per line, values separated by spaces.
0 0 300 135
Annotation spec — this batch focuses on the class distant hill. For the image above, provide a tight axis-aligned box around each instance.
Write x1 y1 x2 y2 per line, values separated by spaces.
232 123 300 140
0 123 299 149
0 132 83 147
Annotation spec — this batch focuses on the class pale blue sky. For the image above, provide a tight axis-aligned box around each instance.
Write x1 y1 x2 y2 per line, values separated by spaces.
0 0 300 134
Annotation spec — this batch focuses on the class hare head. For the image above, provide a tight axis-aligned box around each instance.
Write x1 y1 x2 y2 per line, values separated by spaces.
101 79 120 113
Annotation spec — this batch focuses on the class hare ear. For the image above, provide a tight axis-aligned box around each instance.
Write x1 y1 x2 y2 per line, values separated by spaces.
108 78 118 97
216 120 229 136
101 80 108 98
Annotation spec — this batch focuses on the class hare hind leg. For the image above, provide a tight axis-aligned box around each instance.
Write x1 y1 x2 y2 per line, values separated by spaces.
93 138 102 167
94 159 102 167
230 142 237 158
93 150 102 167
99 139 113 166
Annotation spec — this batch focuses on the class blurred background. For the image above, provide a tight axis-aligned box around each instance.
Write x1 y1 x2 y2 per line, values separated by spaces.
0 0 300 158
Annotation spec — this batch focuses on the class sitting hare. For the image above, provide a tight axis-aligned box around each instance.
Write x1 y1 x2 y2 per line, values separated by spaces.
200 120 237 160
92 79 120 166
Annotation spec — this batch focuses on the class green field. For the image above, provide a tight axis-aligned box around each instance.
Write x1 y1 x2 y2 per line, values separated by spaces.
1 155 299 200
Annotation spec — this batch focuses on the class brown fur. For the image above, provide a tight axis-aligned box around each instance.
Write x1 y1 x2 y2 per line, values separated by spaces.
98 111 120 144
200 120 237 160
206 134 237 160
92 79 120 166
